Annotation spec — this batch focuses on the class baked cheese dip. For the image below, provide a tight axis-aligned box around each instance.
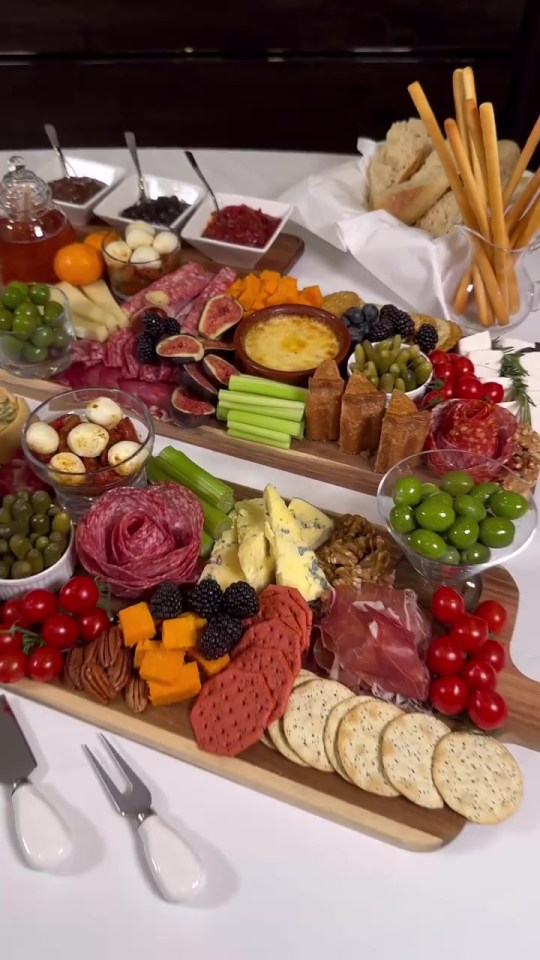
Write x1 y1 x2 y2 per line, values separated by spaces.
244 313 339 372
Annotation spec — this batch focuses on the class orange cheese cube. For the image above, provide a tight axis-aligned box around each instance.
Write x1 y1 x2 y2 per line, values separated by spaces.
139 648 185 685
148 662 201 706
188 648 230 677
119 602 155 647
134 639 160 669
162 613 206 651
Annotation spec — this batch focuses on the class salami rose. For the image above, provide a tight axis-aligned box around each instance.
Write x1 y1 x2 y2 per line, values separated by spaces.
425 399 517 482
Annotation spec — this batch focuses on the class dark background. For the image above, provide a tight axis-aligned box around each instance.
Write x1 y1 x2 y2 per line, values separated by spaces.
0 0 538 152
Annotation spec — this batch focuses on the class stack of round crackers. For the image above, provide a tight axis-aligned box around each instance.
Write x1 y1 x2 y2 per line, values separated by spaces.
263 675 522 825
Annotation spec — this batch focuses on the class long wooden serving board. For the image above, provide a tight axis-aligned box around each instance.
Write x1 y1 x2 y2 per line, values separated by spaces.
6 482 539 853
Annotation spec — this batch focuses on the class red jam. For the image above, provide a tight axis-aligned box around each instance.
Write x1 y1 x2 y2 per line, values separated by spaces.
203 204 281 248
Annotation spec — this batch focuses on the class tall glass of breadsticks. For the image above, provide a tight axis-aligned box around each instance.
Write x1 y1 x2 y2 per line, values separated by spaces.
409 68 540 328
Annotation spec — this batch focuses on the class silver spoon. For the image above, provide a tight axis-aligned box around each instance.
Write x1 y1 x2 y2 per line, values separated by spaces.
184 151 219 213
124 130 147 201
44 123 73 179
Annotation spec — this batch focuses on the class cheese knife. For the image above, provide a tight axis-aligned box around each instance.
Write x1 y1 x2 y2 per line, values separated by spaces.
0 695 71 870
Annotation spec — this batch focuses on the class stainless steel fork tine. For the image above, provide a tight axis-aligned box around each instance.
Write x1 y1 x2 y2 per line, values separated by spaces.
99 735 151 805
83 745 126 814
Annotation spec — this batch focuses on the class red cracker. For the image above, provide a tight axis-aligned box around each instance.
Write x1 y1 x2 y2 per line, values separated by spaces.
233 647 294 724
231 618 302 674
190 667 274 757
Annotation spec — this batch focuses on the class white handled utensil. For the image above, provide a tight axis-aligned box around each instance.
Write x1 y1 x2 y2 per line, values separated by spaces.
0 695 71 870
84 735 204 903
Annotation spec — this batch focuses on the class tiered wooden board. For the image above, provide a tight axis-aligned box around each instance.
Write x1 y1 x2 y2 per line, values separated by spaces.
5 481 540 852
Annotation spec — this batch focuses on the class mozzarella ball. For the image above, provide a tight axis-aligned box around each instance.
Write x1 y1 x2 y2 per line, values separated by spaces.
67 422 109 458
86 396 123 430
126 225 156 250
130 245 161 266
152 231 179 255
107 440 148 476
49 452 86 486
104 240 131 263
26 421 60 456
129 220 155 237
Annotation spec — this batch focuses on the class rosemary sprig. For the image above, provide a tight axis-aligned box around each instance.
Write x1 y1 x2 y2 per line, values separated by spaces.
494 338 535 426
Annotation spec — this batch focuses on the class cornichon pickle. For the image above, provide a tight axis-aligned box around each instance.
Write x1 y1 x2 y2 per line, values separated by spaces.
379 373 396 392
26 548 45 574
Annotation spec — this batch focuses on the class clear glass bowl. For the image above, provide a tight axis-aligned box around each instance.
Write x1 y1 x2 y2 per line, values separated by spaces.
103 240 181 301
377 450 537 598
21 388 155 521
0 286 74 378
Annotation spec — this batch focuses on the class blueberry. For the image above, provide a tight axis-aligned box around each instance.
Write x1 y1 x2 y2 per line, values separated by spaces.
363 304 379 324
343 307 366 328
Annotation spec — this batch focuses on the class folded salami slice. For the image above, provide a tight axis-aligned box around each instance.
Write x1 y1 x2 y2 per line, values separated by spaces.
122 261 214 319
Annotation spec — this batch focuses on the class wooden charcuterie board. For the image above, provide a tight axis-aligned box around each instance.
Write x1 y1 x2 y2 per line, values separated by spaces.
5 481 538 852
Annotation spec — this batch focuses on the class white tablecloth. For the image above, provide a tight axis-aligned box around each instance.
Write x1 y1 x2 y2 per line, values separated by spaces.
2 148 540 960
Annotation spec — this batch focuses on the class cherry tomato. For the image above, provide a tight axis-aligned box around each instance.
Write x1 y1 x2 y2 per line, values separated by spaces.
453 356 475 377
474 599 507 634
421 384 454 409
21 588 58 624
0 599 30 628
426 635 466 675
433 362 455 383
476 638 506 673
454 376 483 400
450 614 489 653
27 645 64 682
428 350 448 366
78 607 110 642
0 624 23 654
431 585 465 624
0 651 26 683
461 657 497 690
447 352 465 365
42 613 79 650
468 688 508 730
429 675 468 715
59 576 99 615
481 381 504 403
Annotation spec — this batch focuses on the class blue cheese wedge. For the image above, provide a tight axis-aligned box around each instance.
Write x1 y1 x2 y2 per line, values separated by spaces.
263 484 329 602
236 498 274 593
199 518 247 589
287 498 334 550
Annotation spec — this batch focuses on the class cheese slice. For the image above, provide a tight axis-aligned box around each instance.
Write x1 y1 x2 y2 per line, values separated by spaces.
467 349 504 371
264 485 329 602
236 498 274 593
199 520 247 589
287 498 334 550
457 331 491 355
499 337 534 352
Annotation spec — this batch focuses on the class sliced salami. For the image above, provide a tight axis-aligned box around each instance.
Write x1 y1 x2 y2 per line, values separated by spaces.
122 262 214 319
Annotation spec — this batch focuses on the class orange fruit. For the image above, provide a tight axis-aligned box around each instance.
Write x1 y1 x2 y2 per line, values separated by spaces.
54 242 103 285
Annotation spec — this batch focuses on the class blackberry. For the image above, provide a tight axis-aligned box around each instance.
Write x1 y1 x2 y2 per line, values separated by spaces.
189 577 223 619
135 333 156 364
161 317 181 337
197 616 244 659
150 581 183 620
380 304 414 340
223 581 259 618
369 315 395 341
142 313 166 340
414 323 438 353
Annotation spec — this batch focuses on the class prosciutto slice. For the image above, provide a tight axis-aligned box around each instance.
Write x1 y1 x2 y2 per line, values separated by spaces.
314 583 430 702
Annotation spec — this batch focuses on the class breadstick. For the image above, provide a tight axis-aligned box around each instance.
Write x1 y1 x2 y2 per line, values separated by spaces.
445 119 490 238
453 271 471 314
408 82 508 324
453 69 469 163
472 264 493 328
511 194 540 249
503 115 540 206
480 102 511 321
465 99 489 203
505 166 540 235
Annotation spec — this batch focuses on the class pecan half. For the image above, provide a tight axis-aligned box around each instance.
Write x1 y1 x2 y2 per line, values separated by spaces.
63 646 84 690
108 648 132 692
125 674 149 714
97 625 123 668
83 638 100 665
81 662 116 704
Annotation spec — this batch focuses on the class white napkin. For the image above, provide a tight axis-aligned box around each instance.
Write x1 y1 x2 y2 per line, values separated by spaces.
280 138 470 318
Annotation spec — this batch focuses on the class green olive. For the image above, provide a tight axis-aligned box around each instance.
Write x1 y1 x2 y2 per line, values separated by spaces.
469 482 500 503
479 516 515 548
9 534 32 560
447 517 480 549
51 511 71 535
2 494 15 510
390 505 416 534
453 495 486 522
440 545 461 565
440 471 475 496
489 490 529 520
35 535 50 552
460 543 491 565
409 528 447 559
31 490 52 515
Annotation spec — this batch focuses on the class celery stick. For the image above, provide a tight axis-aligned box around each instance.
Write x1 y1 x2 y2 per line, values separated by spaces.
215 404 228 422
199 498 231 539
217 396 304 422
157 446 235 513
200 530 214 558
229 375 308 403
227 427 291 449
146 458 171 484
218 390 304 414
226 421 291 444
227 409 304 439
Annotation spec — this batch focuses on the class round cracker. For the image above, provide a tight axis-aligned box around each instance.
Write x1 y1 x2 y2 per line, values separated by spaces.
432 732 523 824
323 696 372 782
337 700 403 796
267 718 307 766
381 712 450 809
260 730 276 750
283 679 352 772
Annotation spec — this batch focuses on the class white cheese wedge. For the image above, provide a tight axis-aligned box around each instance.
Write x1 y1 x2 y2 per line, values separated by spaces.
457 331 491 355
263 484 329 602
473 364 504 381
467 349 505 371
287 498 334 550
236 498 275 593
199 520 247 589
527 392 540 434
519 354 540 376
499 337 534 352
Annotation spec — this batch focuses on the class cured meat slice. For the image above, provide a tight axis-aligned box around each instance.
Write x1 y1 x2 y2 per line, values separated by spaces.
190 667 275 756
181 267 237 334
426 399 517 482
76 482 203 598
122 262 214 319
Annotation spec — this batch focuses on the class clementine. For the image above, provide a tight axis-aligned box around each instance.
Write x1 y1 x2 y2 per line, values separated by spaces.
54 242 104 285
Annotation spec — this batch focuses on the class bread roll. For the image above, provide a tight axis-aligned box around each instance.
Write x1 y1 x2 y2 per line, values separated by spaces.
368 118 433 206
373 151 449 224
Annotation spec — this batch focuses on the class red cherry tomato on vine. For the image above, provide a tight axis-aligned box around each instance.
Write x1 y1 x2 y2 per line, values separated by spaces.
429 350 449 366
474 599 507 634
78 607 110 642
453 356 475 377
475 639 506 673
421 384 454 408
426 635 466 675
0 599 30 628
431 586 466 624
21 589 57 624
450 614 489 653
59 576 99 615
0 651 26 683
42 613 79 650
461 657 497 690
454 376 483 400
433 362 455 383
27 645 64 682
481 381 504 403
429 675 468 715
0 624 23 654
468 689 508 730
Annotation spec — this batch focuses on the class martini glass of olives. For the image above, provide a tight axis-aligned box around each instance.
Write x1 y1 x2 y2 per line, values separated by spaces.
377 450 537 606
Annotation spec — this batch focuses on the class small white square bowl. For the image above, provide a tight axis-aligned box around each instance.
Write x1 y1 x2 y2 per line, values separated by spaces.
181 192 293 270
36 155 126 227
94 173 204 233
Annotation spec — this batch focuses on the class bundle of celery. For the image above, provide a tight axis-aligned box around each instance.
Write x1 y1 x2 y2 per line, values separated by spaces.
217 375 307 449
